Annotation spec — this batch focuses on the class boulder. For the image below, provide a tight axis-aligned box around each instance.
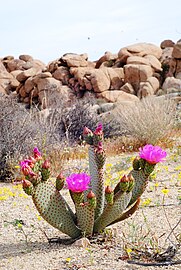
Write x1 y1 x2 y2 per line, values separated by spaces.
160 39 175 49
16 68 39 82
144 55 162 71
162 77 181 92
106 68 124 89
127 56 150 66
90 68 110 93
6 59 26 72
172 41 181 59
146 77 160 93
95 51 118 68
35 77 62 92
99 90 139 103
175 60 181 76
120 82 136 95
124 64 153 91
137 81 155 98
118 43 162 62
24 77 35 94
53 66 70 84
19 54 34 62
61 53 88 67
0 69 20 93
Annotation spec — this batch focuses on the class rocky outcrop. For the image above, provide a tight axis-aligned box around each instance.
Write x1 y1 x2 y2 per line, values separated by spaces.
0 40 181 110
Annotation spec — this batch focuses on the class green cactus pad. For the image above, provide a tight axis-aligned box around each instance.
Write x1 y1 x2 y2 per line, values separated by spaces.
109 197 141 225
75 203 95 237
32 180 81 239
89 146 105 220
94 191 132 232
128 169 149 205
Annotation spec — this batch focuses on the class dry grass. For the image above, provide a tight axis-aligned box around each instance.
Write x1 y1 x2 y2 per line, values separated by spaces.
114 96 177 145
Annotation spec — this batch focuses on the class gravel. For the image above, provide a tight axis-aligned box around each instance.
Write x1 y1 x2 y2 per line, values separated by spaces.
0 149 180 270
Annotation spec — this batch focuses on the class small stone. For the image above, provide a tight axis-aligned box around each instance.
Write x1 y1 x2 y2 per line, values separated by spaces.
72 237 90 248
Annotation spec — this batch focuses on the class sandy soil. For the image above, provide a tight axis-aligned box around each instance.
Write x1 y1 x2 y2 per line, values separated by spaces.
0 148 180 270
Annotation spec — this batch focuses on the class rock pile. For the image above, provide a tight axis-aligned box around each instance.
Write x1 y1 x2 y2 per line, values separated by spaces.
0 39 181 109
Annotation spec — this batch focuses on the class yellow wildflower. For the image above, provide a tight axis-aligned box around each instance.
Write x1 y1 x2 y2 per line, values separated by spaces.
141 198 152 206
161 188 170 195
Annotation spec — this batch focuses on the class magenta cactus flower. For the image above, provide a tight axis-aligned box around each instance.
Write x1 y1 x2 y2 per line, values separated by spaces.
20 160 33 176
139 144 167 164
66 173 91 193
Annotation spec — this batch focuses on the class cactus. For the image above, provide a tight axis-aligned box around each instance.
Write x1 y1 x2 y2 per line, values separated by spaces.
20 125 167 239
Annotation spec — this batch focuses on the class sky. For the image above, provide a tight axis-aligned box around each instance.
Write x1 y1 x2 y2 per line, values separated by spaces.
0 0 181 64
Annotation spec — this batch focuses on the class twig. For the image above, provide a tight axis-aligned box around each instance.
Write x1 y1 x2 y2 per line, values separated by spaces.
162 202 179 243
141 203 179 208
165 218 181 243
127 260 181 266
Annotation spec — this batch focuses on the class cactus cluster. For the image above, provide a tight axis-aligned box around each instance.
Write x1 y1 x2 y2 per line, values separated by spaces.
20 124 166 239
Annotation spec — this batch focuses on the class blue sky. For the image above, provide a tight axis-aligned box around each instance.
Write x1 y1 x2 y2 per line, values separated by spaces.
0 0 181 64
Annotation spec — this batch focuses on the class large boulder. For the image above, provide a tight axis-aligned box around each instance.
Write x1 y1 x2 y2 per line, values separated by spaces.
160 39 175 49
172 40 181 59
144 55 162 71
98 90 139 103
120 82 136 95
118 43 162 64
124 64 153 91
162 77 181 92
61 53 88 67
0 61 20 93
53 66 70 85
16 68 39 82
105 68 124 89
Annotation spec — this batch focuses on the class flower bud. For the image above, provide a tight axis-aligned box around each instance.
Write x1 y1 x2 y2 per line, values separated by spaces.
132 156 141 170
83 127 93 136
127 175 135 192
87 190 96 208
33 147 42 160
94 123 103 136
22 179 33 195
105 186 114 205
105 185 113 194
56 172 65 191
22 179 32 188
83 127 93 145
42 160 50 169
87 190 95 199
119 175 130 192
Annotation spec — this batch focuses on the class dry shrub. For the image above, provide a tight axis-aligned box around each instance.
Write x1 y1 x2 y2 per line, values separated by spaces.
0 95 63 181
115 96 177 145
60 99 118 142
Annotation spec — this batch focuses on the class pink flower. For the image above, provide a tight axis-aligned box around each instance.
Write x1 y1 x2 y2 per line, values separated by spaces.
66 173 91 193
20 160 33 176
139 144 167 164
22 158 35 168
33 147 42 160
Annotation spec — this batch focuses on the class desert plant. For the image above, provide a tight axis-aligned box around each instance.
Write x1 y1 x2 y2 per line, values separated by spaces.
19 124 166 239
0 94 63 181
115 96 176 145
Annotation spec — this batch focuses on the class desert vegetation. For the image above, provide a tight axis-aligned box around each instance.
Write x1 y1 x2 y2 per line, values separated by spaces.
0 91 180 269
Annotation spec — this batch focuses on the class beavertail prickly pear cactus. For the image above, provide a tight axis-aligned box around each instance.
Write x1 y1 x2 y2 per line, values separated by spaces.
19 125 167 239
